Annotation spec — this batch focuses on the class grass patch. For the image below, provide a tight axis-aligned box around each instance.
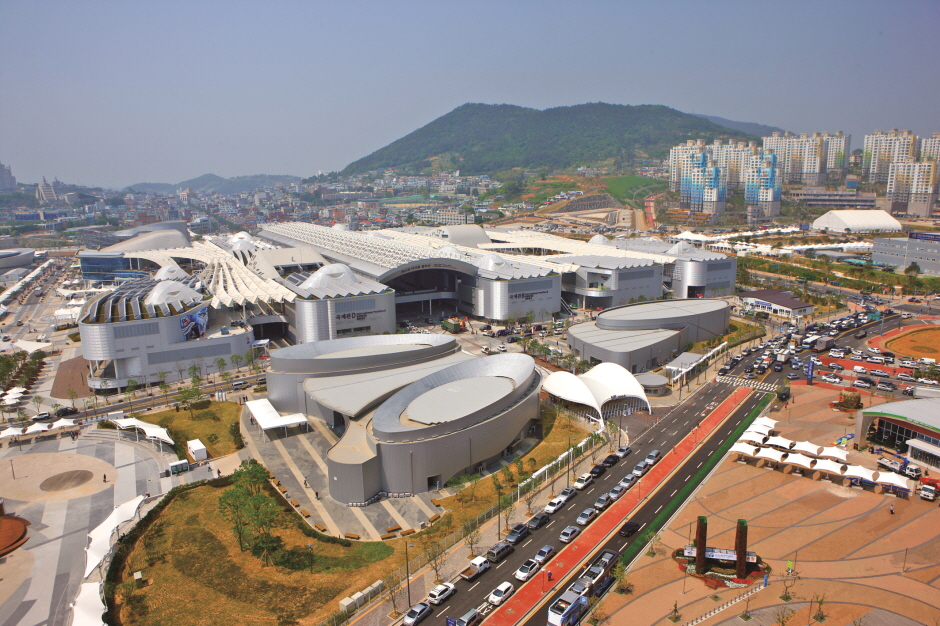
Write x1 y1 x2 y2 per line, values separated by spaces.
144 401 243 458
68 331 81 343
603 175 667 207
113 479 393 626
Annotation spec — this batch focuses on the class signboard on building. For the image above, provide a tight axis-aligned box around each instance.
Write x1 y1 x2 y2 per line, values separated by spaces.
910 232 940 242
682 546 757 563
180 306 209 341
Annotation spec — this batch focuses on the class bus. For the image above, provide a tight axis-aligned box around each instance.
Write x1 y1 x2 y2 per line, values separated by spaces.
547 591 588 626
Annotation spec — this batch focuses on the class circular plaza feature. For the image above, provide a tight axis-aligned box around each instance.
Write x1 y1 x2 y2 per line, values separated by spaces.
39 469 94 492
885 327 940 360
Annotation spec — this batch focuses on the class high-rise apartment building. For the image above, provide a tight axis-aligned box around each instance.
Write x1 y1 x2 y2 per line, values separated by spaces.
921 133 940 163
822 131 851 177
669 139 759 194
864 129 919 183
679 150 726 215
744 150 782 220
0 162 15 192
762 132 830 186
886 158 938 217
35 177 57 204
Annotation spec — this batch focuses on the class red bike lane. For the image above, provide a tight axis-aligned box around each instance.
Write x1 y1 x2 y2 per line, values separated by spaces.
485 386 753 626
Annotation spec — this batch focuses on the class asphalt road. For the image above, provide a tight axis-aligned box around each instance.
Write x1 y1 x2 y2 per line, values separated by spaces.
430 379 749 625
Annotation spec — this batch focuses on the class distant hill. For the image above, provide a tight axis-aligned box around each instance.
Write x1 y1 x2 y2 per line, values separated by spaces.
342 102 755 176
126 173 301 195
691 114 787 138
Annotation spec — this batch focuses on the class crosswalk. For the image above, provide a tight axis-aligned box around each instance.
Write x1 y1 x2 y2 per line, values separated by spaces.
716 376 780 393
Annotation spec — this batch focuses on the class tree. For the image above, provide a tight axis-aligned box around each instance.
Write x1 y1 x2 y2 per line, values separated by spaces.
232 459 269 496
513 457 525 479
422 537 447 583
774 607 795 626
188 363 200 380
51 402 62 417
67 388 78 408
215 357 227 377
500 465 515 486
16 409 28 425
176 385 203 419
125 379 139 404
462 520 482 557
230 354 243 373
500 493 515 532
642 530 660 556
174 361 187 384
220 371 232 388
780 572 800 602
218 487 250 551
383 574 405 617
905 262 922 285
32 395 43 415
159 381 171 406
812 593 827 622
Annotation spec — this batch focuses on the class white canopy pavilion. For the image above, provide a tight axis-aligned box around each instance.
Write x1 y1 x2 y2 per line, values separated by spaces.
791 441 822 456
874 472 911 491
84 495 144 577
813 459 847 476
738 431 767 445
245 399 308 442
764 436 795 450
109 418 174 446
843 465 878 483
71 582 106 626
753 417 777 430
730 442 760 457
783 453 816 469
756 448 786 463
818 446 849 462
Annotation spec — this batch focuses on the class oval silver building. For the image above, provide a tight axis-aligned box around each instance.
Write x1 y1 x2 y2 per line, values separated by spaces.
266 335 540 505
567 298 731 372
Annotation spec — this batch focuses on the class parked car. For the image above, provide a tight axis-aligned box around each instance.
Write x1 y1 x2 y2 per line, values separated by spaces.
918 378 939 386
575 508 597 525
533 545 556 564
853 380 872 389
544 497 566 514
403 603 433 626
487 582 515 606
601 454 619 468
618 521 641 537
897 373 916 382
426 583 456 605
559 526 581 543
614 445 632 458
573 474 593 490
558 487 577 501
822 374 843 384
505 523 530 545
527 513 551 530
513 559 541 582
593 494 612 511
588 465 606 478
608 485 627 501
619 474 637 489
56 406 79 417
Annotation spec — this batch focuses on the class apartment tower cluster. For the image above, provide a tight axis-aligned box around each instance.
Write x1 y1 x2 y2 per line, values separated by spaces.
864 130 939 217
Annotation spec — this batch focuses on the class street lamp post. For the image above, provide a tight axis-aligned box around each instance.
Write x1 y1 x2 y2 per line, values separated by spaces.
405 542 414 607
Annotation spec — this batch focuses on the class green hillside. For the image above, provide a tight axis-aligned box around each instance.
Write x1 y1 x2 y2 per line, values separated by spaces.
342 102 755 176
127 173 301 195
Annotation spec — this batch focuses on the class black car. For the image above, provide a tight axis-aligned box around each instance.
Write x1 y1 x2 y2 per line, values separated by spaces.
601 454 619 468
718 367 730 375
756 365 767 375
56 406 79 417
855 331 868 339
527 512 551 530
589 465 606 478
505 523 530 544
618 521 640 537
773 362 783 372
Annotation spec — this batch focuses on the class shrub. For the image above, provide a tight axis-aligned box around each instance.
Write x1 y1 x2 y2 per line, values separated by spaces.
230 422 244 449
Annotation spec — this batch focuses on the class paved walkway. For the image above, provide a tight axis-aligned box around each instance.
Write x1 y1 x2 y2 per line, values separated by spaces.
596 383 940 626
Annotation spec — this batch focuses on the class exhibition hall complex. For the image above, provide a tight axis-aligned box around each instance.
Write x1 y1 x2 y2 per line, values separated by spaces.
76 222 736 501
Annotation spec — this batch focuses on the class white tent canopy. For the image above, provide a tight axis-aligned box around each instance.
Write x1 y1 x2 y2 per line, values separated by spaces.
14 339 54 353
791 441 822 456
730 442 760 456
110 418 174 446
71 582 106 626
745 423 772 436
756 448 786 463
84 496 144 577
818 446 848 462
753 417 777 429
813 459 846 475
738 432 767 445
844 465 878 483
783 453 815 469
245 399 308 441
875 472 911 490
764 436 795 450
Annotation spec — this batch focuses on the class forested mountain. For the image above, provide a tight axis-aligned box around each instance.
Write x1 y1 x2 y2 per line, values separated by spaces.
342 102 755 175
691 114 786 137
127 173 301 195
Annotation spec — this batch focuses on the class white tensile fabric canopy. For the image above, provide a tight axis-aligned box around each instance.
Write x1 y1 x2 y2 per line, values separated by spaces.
791 441 822 456
753 417 777 429
875 472 911 490
843 465 878 483
730 442 760 456
71 582 106 626
110 418 174 446
783 453 815 469
738 431 767 444
764 436 795 450
818 446 849 462
813 459 846 475
756 448 786 463
7 386 27 393
745 424 772 436
84 496 144 577
245 399 308 441
13 339 53 353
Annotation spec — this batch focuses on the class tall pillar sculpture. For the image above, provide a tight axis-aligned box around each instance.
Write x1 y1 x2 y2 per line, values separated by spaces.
695 515 707 575
735 519 748 579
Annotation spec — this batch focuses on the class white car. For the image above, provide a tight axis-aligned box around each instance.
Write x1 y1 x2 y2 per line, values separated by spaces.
573 473 593 490
852 349 864 356
821 374 843 384
901 312 914 319
575 508 597 525
559 525 581 543
853 380 872 389
543 497 565 514
426 583 456 605
853 366 868 374
918 378 939 386
497 345 507 352
897 373 916 382
899 360 917 368
487 582 515 606
618 474 637 489
608 485 627 501
513 559 540 581
868 347 881 354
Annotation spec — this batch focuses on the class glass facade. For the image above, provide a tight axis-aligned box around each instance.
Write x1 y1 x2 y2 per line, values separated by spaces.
876 418 940 451
80 256 150 283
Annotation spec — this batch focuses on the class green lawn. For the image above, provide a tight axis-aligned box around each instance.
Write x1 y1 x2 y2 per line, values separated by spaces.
603 175 667 207
144 401 243 458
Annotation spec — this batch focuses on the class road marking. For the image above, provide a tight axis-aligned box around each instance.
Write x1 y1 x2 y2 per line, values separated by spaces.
567 503 577 511
697 461 703 468
670 489 677 497
639 522 647 531
586 487 594 494
685 474 691 482
496 560 506 569
546 520 554 527
655 505 662 513
469 581 480 591
661 441 668 447
735 420 741 425
671 430 678 436
441 605 451 614
522 539 532 547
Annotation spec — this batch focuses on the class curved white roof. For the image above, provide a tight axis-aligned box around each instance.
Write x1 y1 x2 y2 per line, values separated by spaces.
299 263 361 292
153 265 187 280
812 210 901 232
144 280 202 308
588 234 611 246
479 253 509 272
542 363 650 421
228 231 254 243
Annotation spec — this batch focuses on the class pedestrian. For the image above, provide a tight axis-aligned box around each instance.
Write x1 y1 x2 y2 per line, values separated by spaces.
890 504 895 515
103 474 107 482
303 478 308 488
315 491 319 500
217 469 222 478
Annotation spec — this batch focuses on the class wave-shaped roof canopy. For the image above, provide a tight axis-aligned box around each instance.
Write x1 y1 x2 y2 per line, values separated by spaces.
542 362 650 421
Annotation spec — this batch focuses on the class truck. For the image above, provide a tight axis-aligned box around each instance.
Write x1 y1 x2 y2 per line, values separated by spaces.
813 337 836 352
917 483 937 501
460 556 490 581
440 318 464 334
877 456 923 479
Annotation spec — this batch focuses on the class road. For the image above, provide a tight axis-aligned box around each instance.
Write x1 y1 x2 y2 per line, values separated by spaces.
431 379 752 625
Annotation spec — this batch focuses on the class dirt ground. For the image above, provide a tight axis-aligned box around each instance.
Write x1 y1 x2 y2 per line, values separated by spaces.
885 327 940 361
50 355 92 400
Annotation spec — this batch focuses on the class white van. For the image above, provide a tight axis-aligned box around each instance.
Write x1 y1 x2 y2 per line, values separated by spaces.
867 356 885 365
853 365 868 374
918 358 937 366
231 380 251 390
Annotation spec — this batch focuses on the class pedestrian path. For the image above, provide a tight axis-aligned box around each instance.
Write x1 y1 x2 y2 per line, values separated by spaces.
716 376 778 393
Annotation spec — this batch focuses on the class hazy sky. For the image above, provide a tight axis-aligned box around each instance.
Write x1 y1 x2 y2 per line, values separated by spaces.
2 0 938 189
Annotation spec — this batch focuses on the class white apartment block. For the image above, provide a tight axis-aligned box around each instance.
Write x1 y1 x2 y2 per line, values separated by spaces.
864 129 919 183
762 132 828 186
921 133 940 163
668 139 759 193
822 131 851 175
887 158 938 218
0 162 16 192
